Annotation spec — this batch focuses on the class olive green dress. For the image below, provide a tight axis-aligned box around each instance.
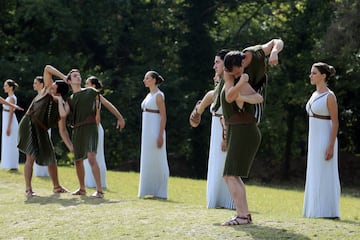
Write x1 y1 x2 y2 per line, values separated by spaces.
220 89 261 177
67 88 98 160
17 94 60 166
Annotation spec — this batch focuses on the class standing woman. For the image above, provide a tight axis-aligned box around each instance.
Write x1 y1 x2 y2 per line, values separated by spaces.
303 62 340 219
138 71 169 199
83 76 107 188
1 79 20 170
32 76 50 177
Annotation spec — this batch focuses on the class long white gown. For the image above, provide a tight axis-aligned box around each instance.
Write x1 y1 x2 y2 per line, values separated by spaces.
206 106 235 209
138 90 169 198
1 96 19 169
34 129 51 177
303 91 340 218
83 124 107 188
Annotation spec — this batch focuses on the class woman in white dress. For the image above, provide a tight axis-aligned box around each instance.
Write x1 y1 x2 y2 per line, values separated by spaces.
138 71 169 199
303 62 340 219
83 76 107 188
32 76 50 177
1 79 20 170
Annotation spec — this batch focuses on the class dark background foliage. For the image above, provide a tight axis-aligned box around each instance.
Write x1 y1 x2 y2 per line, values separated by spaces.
1 0 359 185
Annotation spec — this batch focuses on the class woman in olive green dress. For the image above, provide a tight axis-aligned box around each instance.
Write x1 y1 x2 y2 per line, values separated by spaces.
220 51 264 226
18 65 73 197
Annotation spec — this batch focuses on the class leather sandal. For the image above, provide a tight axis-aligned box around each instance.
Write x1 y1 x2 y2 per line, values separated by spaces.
91 191 104 198
222 214 252 226
53 186 69 193
71 189 86 196
25 189 37 197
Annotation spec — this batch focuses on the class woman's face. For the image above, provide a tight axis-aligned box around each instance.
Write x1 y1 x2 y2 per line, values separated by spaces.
33 79 44 91
85 79 93 88
50 82 58 95
143 72 155 88
3 82 11 93
213 56 225 77
309 66 325 85
226 66 243 79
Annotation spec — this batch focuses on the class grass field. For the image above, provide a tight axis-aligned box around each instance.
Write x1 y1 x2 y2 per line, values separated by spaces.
0 165 359 240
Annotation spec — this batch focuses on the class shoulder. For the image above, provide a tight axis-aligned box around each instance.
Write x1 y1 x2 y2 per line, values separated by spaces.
156 90 165 100
327 90 337 102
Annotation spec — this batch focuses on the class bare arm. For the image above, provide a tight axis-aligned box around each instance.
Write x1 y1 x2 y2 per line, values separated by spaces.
52 95 67 118
58 117 73 152
325 93 339 160
224 72 248 103
99 95 125 130
156 93 167 148
261 38 284 66
0 97 23 111
43 65 66 89
238 84 264 104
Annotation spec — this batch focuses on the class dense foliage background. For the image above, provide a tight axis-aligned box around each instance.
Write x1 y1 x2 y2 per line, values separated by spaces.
1 0 359 185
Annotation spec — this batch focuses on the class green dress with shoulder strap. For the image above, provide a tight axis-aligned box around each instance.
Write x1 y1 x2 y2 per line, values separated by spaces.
220 88 261 177
67 88 98 160
17 94 60 166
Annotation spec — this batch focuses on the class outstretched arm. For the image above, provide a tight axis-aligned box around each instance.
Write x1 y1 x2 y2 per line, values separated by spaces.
99 95 125 130
261 38 284 66
0 97 23 111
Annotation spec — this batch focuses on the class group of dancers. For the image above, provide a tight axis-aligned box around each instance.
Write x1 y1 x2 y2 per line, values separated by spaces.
1 37 341 223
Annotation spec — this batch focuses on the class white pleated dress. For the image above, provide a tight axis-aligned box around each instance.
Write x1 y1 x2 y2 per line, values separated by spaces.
206 106 235 209
303 91 340 218
138 90 169 199
83 124 107 188
1 96 19 169
33 129 51 177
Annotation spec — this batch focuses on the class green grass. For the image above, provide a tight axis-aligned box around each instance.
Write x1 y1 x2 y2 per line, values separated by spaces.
1 165 359 240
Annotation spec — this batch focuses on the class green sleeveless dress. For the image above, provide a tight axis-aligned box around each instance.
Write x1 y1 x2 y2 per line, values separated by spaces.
17 94 60 165
68 88 98 160
220 88 261 177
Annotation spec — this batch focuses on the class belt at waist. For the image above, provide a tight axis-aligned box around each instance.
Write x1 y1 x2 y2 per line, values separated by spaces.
225 111 256 125
213 113 222 117
3 109 10 112
310 114 331 120
144 108 160 114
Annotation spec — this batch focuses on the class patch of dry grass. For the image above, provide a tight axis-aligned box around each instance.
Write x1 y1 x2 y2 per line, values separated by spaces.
0 165 359 239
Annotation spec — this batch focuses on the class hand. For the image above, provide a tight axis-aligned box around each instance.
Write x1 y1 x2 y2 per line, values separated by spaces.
325 145 334 160
238 73 249 85
6 128 11 136
116 117 126 131
157 136 163 148
221 139 227 152
268 52 279 66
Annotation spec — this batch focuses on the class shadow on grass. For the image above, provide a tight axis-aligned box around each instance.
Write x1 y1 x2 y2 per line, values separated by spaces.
214 222 311 239
24 194 125 206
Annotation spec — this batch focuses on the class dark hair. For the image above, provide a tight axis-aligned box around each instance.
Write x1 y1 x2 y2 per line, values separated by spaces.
312 62 336 82
148 71 165 85
216 49 231 61
35 76 44 84
66 69 80 82
5 79 19 91
224 51 245 72
55 80 69 98
86 76 103 90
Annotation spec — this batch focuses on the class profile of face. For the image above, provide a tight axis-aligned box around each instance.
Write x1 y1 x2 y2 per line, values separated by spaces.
213 56 225 76
3 82 10 93
85 79 92 88
33 79 44 91
70 71 82 84
226 66 243 79
143 72 155 88
309 66 326 85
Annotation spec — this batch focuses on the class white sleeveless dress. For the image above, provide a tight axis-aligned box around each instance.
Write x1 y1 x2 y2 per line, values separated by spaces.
33 129 51 177
138 90 169 198
83 124 107 188
1 96 19 169
303 91 340 218
206 105 235 209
